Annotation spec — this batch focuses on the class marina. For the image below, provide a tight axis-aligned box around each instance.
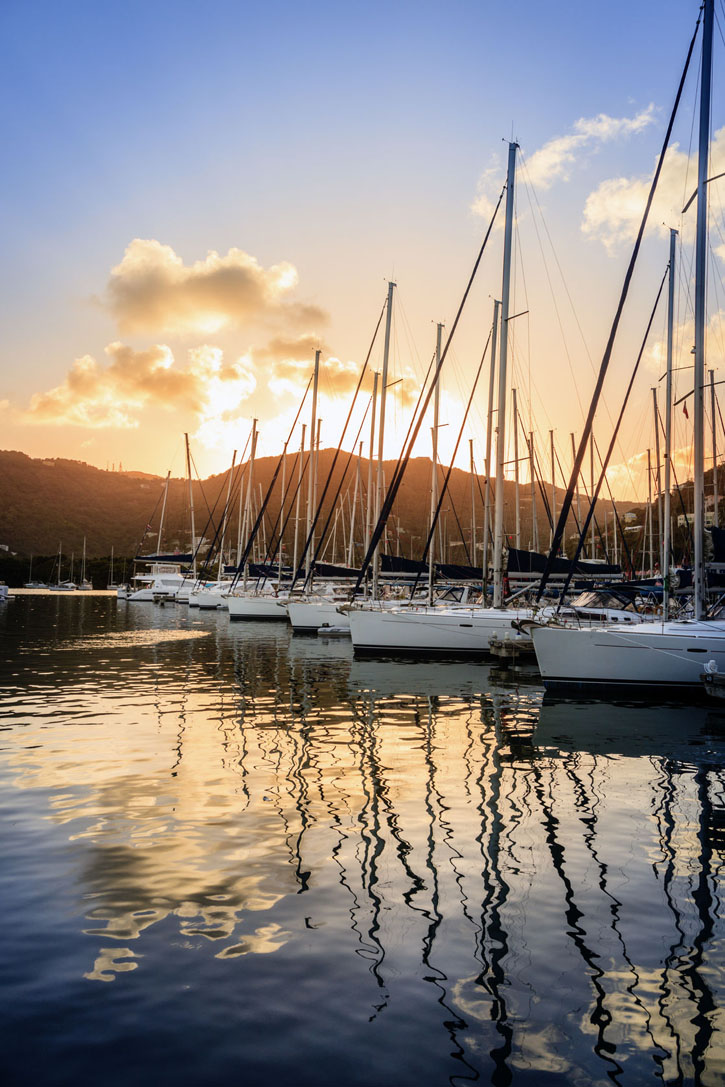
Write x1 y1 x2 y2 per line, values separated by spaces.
2 0 725 1082
1 592 725 1085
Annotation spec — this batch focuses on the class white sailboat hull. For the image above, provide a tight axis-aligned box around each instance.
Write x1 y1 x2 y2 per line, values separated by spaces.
347 606 534 657
287 599 350 632
193 588 231 610
531 620 725 691
227 595 289 621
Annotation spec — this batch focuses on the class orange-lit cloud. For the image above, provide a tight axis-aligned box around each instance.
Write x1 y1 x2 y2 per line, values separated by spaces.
606 443 695 499
582 126 725 254
267 350 420 410
21 343 256 430
643 310 725 377
104 239 328 335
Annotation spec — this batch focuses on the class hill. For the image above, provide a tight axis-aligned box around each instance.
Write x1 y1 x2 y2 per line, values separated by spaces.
0 447 630 572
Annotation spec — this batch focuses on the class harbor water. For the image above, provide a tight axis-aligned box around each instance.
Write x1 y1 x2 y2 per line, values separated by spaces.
1 594 724 1085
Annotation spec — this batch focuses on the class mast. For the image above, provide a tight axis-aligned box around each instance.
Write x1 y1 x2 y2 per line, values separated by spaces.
242 421 257 589
158 470 171 556
372 280 395 601
647 447 653 576
218 451 237 580
529 432 539 551
469 438 477 562
571 433 582 539
482 299 500 592
185 433 197 579
428 322 443 604
493 140 517 608
513 390 521 549
292 423 306 576
347 440 363 568
365 374 379 553
313 417 321 560
652 390 663 578
711 369 718 527
277 445 287 583
305 350 321 577
664 229 677 619
82 537 87 583
549 430 556 548
693 0 713 620
589 440 595 559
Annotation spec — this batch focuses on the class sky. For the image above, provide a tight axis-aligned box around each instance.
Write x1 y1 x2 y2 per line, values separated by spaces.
1 0 724 500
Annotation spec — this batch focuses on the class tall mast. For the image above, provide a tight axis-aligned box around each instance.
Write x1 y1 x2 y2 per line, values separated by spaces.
663 229 677 619
428 322 443 604
292 424 306 576
589 440 595 559
158 470 171 556
571 433 582 539
647 447 653 576
365 374 379 553
278 445 287 583
549 430 556 548
652 390 663 578
483 299 500 592
711 369 719 527
218 451 237 580
305 350 321 577
242 421 257 589
185 432 197 579
347 441 363 568
693 0 713 620
372 280 395 601
469 439 477 562
493 141 517 608
513 390 521 549
529 432 538 551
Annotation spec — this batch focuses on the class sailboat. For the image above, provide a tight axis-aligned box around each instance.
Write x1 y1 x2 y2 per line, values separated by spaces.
49 541 77 591
78 537 93 590
106 546 120 591
347 143 544 656
24 553 48 589
531 0 725 694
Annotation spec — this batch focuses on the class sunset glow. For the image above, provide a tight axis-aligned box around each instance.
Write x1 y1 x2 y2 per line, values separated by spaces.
1 0 723 502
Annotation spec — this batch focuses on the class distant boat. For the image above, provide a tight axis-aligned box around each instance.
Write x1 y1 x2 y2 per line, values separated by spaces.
49 541 77 592
106 546 120 590
78 537 93 590
24 554 48 589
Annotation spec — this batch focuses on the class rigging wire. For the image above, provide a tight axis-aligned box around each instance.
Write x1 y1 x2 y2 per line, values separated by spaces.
537 9 702 600
353 182 507 594
553 265 670 604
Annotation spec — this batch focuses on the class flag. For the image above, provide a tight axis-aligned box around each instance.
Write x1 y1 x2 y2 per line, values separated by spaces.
683 402 689 420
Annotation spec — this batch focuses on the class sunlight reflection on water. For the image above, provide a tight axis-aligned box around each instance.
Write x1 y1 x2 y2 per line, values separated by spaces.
1 595 724 1086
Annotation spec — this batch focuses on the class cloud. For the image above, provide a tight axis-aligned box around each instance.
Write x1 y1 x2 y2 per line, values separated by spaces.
644 310 725 377
22 343 256 430
104 239 328 335
264 347 420 413
582 126 725 254
525 105 656 190
606 443 695 500
472 105 656 217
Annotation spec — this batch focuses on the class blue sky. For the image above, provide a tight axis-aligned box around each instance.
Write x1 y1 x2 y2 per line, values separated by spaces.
1 0 722 501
